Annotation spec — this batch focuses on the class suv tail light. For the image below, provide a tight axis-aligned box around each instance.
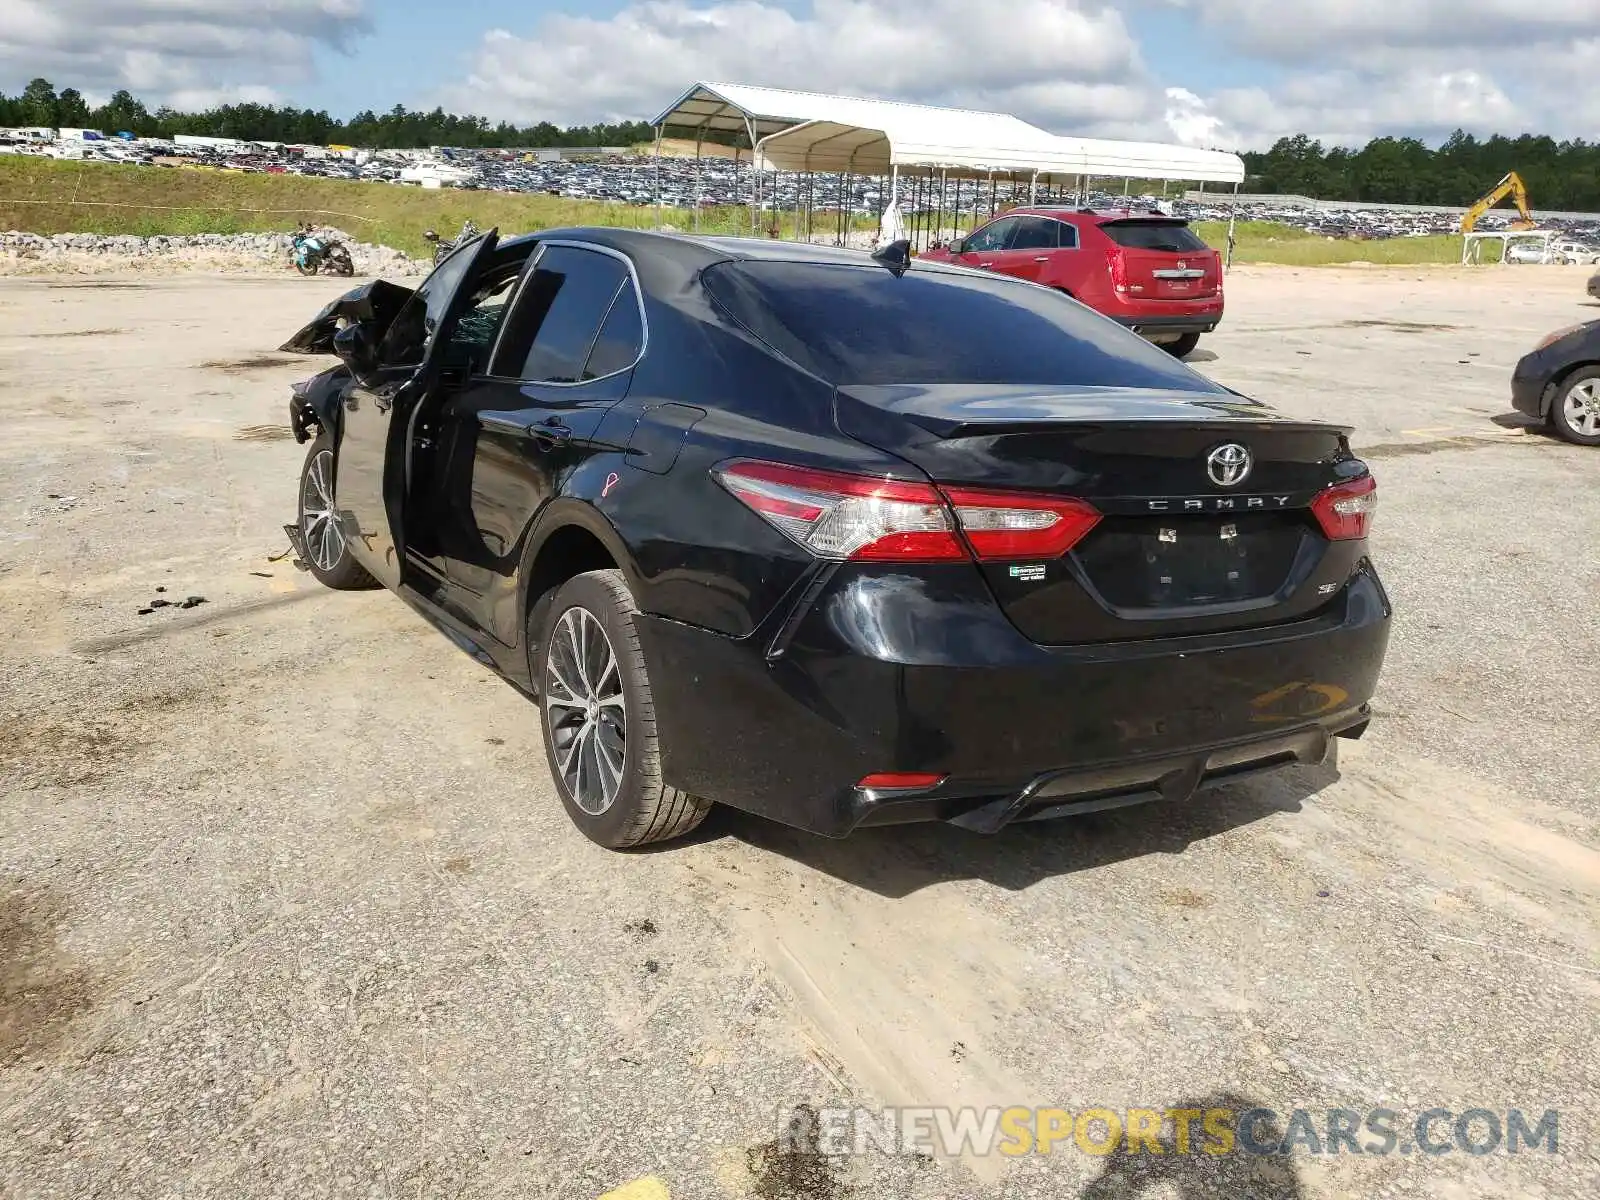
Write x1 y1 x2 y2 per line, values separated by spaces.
1108 248 1129 293
715 461 1102 563
1310 475 1377 540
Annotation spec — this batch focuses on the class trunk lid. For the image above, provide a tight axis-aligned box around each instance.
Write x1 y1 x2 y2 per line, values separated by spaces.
1100 218 1221 301
835 384 1361 645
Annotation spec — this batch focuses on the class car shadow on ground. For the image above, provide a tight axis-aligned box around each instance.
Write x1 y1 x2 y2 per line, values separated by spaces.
1075 1092 1305 1199
1183 349 1220 364
701 762 1337 898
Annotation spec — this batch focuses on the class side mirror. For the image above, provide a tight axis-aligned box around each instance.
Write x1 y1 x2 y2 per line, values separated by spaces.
332 321 380 382
949 238 965 255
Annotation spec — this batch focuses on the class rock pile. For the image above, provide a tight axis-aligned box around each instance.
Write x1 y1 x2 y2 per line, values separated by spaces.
0 229 427 277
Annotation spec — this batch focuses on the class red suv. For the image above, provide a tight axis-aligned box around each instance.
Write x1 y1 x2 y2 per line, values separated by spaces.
923 208 1223 357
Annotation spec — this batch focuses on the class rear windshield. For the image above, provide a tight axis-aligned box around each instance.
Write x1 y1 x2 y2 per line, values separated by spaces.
1100 220 1209 253
701 260 1224 389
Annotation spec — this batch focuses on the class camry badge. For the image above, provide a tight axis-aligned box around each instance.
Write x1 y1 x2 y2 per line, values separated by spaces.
1206 443 1252 487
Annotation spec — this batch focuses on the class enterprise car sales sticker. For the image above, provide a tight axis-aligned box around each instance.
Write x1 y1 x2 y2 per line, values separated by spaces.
1009 564 1047 583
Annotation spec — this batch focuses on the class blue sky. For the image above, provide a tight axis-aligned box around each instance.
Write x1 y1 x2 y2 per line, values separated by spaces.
3 1 1596 149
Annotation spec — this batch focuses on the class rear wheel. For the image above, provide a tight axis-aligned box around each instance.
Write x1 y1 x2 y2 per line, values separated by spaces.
534 570 709 848
1163 332 1201 359
1551 368 1600 445
297 435 378 589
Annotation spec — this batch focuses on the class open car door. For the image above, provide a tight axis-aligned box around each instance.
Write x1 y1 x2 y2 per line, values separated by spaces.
333 230 499 591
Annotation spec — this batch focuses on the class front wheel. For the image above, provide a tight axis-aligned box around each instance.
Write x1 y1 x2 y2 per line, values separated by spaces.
1551 368 1600 445
1163 332 1201 359
295 257 319 277
534 570 709 848
297 435 378 589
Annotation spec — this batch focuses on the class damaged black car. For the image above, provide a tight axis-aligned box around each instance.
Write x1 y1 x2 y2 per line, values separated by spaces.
282 228 1391 848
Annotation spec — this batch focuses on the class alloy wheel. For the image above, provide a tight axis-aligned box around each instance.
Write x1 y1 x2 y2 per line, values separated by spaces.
1563 380 1600 438
545 607 627 816
300 448 345 572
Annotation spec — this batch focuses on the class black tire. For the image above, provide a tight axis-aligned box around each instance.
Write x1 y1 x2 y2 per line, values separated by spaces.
295 257 318 277
1163 332 1201 359
1549 367 1600 446
296 435 379 590
533 570 709 848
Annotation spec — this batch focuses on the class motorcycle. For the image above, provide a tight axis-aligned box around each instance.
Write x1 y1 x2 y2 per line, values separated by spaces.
291 225 355 277
422 219 480 265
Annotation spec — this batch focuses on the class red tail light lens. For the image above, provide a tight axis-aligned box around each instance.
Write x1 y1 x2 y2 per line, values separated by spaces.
716 461 1103 563
943 487 1101 560
857 772 945 791
1311 475 1378 540
1107 249 1129 292
714 460 965 561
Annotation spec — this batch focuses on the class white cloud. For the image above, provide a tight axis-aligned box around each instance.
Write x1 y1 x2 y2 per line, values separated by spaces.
1179 63 1528 149
442 0 1152 135
1167 0 1599 59
440 0 1595 151
0 0 369 106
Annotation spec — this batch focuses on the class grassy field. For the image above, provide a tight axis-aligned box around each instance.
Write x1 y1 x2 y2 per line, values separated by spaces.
2 156 1466 266
1194 219 1463 265
0 156 783 254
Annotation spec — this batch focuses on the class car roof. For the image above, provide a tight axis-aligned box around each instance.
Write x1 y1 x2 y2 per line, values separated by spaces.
501 226 882 270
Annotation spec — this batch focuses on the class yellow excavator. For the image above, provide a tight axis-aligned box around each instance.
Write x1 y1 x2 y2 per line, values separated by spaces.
1460 172 1536 234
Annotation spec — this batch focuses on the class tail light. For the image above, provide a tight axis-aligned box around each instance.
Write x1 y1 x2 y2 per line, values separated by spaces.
714 461 964 561
1108 249 1129 293
1310 475 1377 540
857 772 945 792
714 461 1101 563
942 487 1100 560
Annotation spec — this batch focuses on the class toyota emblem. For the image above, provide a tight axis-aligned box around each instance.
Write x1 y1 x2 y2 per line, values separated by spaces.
1206 443 1252 487
1176 260 1187 269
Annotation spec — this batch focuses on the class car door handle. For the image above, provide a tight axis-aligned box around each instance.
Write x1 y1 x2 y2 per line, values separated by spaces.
978 261 994 268
530 418 572 448
1033 256 1050 262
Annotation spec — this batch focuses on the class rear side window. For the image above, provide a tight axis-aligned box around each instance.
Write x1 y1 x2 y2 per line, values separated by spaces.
1008 217 1060 250
1099 220 1208 252
582 287 644 379
494 245 628 382
702 260 1224 390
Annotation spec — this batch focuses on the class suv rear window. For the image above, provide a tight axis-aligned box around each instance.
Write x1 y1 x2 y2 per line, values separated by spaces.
1099 220 1208 253
702 260 1223 390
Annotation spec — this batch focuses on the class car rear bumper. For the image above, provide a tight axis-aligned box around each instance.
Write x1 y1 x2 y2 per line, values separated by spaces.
1110 313 1221 337
639 561 1391 837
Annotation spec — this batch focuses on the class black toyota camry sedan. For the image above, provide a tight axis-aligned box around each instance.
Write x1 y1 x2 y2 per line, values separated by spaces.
281 228 1390 848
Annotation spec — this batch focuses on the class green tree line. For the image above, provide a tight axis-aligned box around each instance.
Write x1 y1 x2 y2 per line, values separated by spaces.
1243 132 1600 211
0 78 654 150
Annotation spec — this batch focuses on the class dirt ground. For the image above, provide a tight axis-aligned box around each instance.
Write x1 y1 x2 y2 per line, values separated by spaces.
0 264 1596 1200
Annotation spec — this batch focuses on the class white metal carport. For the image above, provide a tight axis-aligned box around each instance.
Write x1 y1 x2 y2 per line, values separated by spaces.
649 81 1248 259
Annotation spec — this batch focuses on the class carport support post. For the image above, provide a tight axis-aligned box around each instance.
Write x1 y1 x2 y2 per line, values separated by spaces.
1225 179 1241 269
651 125 663 230
691 130 704 232
1029 170 1038 204
744 116 760 235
